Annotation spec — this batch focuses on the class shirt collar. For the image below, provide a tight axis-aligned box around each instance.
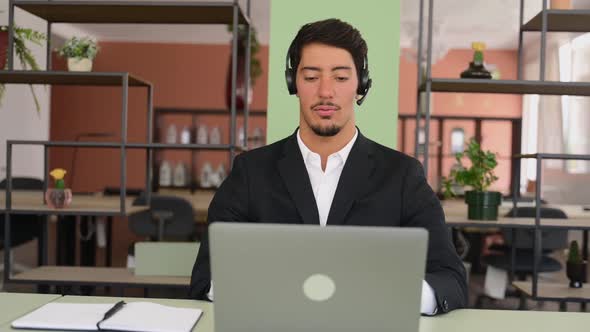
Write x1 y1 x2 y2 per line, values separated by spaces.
296 128 358 166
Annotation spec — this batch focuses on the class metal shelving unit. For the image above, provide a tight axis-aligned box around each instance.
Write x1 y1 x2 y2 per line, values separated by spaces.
415 0 590 306
398 114 522 194
152 107 266 192
508 154 590 305
3 0 253 288
522 10 590 32
419 78 590 96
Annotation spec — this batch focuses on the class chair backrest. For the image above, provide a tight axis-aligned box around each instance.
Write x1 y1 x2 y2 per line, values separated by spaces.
134 241 199 276
503 207 568 250
0 177 44 190
129 194 195 240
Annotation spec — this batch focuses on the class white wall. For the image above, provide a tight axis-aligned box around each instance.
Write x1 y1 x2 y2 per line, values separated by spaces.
0 6 51 180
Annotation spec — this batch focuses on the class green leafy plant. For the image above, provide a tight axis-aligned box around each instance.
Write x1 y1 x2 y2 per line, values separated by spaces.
0 25 47 113
442 138 499 198
227 24 262 85
568 240 582 264
57 36 99 60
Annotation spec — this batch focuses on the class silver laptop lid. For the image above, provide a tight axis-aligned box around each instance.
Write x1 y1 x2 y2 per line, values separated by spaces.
210 223 428 332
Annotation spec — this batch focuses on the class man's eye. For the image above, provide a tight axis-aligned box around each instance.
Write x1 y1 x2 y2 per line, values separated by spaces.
304 77 318 82
336 77 349 82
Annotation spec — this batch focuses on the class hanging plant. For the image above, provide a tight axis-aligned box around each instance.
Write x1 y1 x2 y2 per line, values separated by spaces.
0 24 47 113
227 24 262 85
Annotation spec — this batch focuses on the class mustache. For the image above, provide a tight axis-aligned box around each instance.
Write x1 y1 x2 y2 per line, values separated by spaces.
310 101 341 110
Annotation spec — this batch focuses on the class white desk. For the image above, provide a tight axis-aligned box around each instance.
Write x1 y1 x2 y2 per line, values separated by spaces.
0 293 60 328
2 293 589 332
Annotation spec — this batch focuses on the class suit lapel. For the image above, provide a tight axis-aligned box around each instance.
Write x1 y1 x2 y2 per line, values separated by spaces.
326 132 375 225
277 133 320 225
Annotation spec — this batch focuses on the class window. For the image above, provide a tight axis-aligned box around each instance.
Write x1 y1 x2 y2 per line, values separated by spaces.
559 33 590 173
450 128 465 154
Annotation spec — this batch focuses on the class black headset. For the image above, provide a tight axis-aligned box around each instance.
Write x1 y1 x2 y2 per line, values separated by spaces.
284 44 373 106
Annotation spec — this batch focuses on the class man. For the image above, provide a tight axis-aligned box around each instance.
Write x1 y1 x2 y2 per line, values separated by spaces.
190 18 467 315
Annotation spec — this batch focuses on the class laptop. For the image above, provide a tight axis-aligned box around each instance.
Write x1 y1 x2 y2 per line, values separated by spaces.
209 223 428 332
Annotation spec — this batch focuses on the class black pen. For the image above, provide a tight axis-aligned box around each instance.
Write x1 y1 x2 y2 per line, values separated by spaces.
103 301 126 321
96 301 126 330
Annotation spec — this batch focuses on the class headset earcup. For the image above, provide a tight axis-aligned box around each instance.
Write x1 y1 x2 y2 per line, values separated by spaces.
357 69 370 96
285 69 297 95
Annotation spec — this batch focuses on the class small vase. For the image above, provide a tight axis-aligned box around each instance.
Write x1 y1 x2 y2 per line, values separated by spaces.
45 188 72 209
460 62 492 79
225 38 253 110
67 57 93 72
0 26 8 70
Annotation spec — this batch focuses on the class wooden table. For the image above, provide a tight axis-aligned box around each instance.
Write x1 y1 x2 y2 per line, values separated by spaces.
513 280 590 302
0 190 150 281
0 191 148 215
11 266 190 288
442 200 590 230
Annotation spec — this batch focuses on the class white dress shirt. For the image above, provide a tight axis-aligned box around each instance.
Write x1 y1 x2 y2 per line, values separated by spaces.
208 129 438 315
296 129 437 315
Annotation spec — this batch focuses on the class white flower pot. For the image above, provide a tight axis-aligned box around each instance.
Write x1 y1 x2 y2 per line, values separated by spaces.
67 57 93 72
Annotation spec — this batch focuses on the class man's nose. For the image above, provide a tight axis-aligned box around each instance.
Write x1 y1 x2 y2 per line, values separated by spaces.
318 77 334 99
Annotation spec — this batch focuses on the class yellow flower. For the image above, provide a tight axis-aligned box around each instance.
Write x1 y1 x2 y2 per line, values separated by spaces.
50 168 67 180
472 42 486 52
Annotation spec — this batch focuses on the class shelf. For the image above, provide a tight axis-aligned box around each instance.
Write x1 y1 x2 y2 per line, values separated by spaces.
398 114 520 122
131 143 234 150
11 266 190 288
523 10 590 33
513 281 590 301
0 191 148 216
155 108 267 116
420 78 590 96
0 71 151 86
8 140 124 148
7 140 239 151
13 0 249 25
515 153 590 161
157 185 217 191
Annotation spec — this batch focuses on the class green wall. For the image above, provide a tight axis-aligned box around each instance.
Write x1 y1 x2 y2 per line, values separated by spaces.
266 0 401 148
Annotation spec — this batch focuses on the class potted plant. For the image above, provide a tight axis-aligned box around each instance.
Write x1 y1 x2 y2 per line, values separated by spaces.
442 138 501 220
225 24 263 109
57 36 99 72
566 240 587 288
45 168 72 209
0 25 47 113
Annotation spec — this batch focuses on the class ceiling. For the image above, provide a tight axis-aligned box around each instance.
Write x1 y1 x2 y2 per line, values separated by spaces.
5 0 590 49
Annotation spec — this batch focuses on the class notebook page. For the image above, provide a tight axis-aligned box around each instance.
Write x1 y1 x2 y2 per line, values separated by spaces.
12 302 116 330
98 302 203 332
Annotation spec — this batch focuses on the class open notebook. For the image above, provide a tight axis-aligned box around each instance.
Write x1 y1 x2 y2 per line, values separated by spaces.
11 301 203 332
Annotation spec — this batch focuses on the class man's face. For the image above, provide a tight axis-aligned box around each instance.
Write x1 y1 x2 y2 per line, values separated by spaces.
296 43 358 137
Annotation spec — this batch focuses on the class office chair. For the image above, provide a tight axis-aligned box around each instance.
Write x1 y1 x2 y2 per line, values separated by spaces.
0 177 45 280
476 207 568 309
129 194 196 241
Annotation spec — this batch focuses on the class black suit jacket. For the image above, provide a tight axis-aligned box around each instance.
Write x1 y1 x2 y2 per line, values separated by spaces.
189 130 468 314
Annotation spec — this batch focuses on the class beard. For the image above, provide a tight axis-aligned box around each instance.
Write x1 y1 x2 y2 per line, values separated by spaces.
307 101 342 137
310 123 341 137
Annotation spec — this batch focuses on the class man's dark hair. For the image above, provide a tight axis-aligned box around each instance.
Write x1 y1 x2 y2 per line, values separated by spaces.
288 19 368 80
